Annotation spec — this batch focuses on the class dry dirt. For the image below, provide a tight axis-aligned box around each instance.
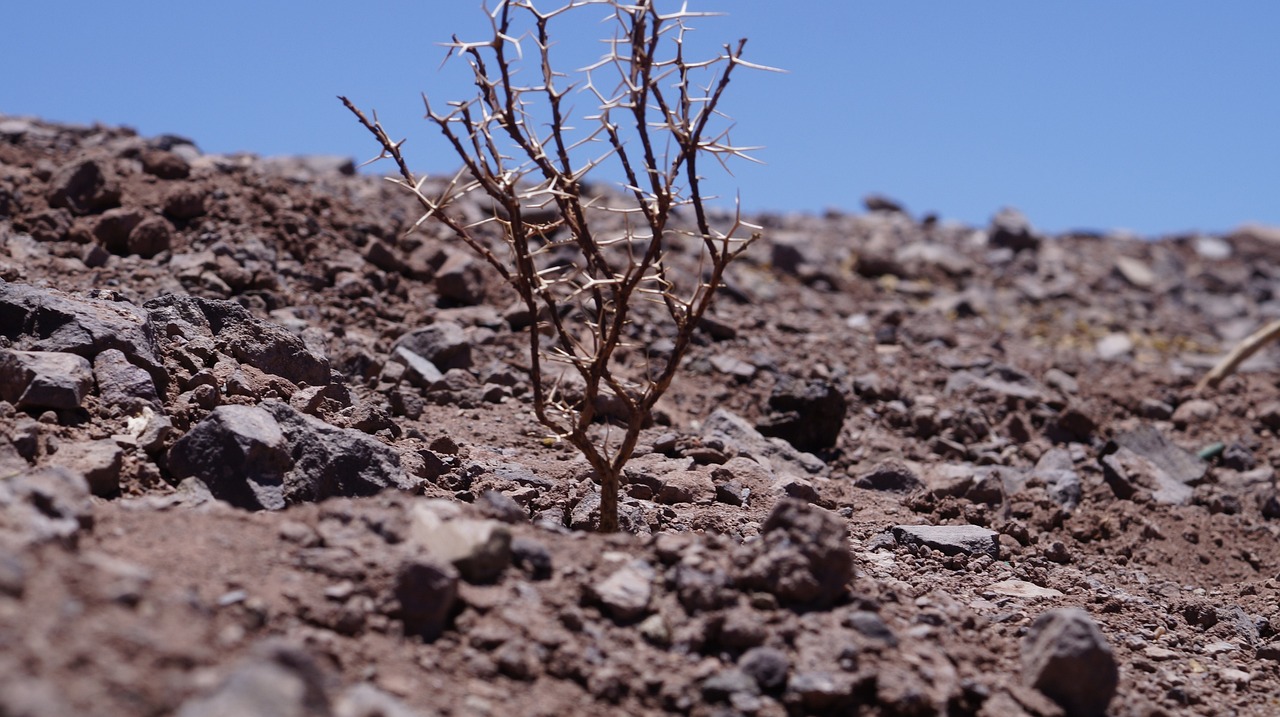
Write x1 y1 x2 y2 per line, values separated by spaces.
1 115 1279 717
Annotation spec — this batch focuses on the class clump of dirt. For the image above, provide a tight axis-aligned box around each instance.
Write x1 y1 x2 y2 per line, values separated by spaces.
1 114 1279 716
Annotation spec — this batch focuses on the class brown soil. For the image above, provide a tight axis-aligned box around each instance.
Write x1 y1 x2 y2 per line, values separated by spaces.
1 115 1279 716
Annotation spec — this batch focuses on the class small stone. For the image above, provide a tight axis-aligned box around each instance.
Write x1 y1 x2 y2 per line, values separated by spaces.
701 668 760 702
174 642 330 717
1021 608 1118 717
843 610 898 646
1260 402 1280 431
1113 256 1156 289
393 557 459 641
656 470 714 504
1095 333 1133 361
854 459 922 492
409 502 512 584
892 524 1000 560
987 580 1064 599
715 480 748 506
988 207 1041 253
393 323 472 371
592 559 654 623
739 646 790 691
127 215 174 258
1171 399 1217 427
510 536 552 580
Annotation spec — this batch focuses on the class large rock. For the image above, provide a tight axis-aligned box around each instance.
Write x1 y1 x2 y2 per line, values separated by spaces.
168 401 411 510
703 408 825 476
733 499 852 607
0 467 92 549
46 158 120 215
145 294 330 387
0 350 93 410
46 439 124 497
167 404 293 510
1021 608 1118 717
262 401 413 503
755 377 847 452
175 642 331 717
0 283 167 394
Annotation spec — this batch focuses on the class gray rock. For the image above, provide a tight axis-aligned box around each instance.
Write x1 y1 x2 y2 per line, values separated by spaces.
409 502 511 584
0 350 93 410
734 499 852 607
788 671 855 712
1029 448 1083 509
390 347 444 387
988 207 1041 253
944 364 1046 403
854 459 922 492
756 377 847 452
47 439 123 496
0 467 92 548
93 348 161 411
738 646 790 691
701 668 760 701
168 405 293 510
0 285 167 394
843 610 898 647
892 524 999 559
1095 333 1133 361
1021 608 1118 717
591 559 655 622
393 556 458 641
1101 425 1206 505
1113 255 1156 289
704 408 825 476
145 295 330 387
511 536 552 580
393 323 472 371
175 642 331 717
263 401 413 504
863 193 906 214
335 684 426 717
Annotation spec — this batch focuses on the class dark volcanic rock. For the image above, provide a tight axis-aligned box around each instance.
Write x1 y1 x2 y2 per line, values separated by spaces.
167 404 294 510
1021 608 1118 717
988 207 1041 253
733 499 852 607
755 377 847 452
0 350 93 411
146 294 329 387
0 283 167 394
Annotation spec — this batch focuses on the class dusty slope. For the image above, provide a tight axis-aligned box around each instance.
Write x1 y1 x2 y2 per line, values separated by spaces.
1 114 1279 716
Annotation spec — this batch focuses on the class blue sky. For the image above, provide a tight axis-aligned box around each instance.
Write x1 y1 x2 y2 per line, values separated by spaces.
5 1 1277 236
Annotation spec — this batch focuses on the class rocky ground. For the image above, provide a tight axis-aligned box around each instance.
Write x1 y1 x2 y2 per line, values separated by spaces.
1 114 1279 716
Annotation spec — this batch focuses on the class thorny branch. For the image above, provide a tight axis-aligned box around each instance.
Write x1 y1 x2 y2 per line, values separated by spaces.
340 0 776 532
